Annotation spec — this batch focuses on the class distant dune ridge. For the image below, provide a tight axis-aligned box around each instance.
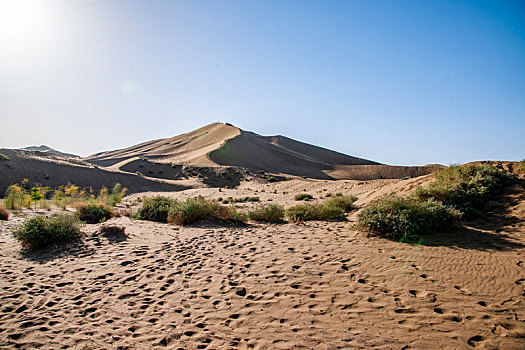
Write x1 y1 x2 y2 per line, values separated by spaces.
1 123 442 194
23 145 79 159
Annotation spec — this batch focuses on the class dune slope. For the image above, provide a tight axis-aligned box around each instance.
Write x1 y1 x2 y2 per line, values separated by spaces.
0 149 186 194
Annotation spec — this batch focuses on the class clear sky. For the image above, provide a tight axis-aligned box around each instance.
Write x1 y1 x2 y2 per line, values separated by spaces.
1 0 523 165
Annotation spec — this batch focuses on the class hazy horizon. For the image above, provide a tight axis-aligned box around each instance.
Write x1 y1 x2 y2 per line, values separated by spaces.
1 0 524 166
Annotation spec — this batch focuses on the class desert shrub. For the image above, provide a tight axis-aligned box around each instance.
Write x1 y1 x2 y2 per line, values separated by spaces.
286 203 319 222
76 203 114 224
107 183 127 206
215 205 247 225
286 201 345 223
12 213 82 249
134 196 175 222
413 165 514 215
294 193 314 201
324 195 357 212
0 153 9 161
0 205 9 220
4 184 30 210
167 197 220 225
248 204 285 223
317 201 346 220
222 196 259 204
357 195 462 240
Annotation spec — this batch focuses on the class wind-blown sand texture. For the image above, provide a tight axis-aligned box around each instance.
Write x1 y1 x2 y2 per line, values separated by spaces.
1 177 524 349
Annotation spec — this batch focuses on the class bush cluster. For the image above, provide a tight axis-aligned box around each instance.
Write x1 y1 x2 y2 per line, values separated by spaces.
12 213 82 249
167 197 220 225
413 165 515 215
76 203 114 224
324 194 357 212
0 153 9 161
135 194 358 225
286 202 345 222
294 193 314 201
134 196 175 222
135 196 247 226
248 204 285 223
357 165 513 240
3 181 127 212
357 195 462 240
222 196 259 204
286 195 356 222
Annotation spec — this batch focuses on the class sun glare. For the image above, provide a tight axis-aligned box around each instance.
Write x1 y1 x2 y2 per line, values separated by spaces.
0 0 59 55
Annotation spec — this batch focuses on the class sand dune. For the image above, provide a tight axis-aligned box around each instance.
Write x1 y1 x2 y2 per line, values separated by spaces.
84 123 441 180
1 177 524 349
23 145 79 159
0 148 187 194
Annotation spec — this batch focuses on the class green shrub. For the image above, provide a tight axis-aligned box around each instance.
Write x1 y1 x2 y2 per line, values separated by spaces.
248 204 285 223
324 195 357 212
357 195 462 240
0 205 9 220
222 196 260 204
413 165 514 215
76 203 114 224
106 183 127 206
294 193 314 201
0 153 9 161
167 197 219 225
167 197 246 225
286 202 345 223
12 213 82 249
134 196 175 222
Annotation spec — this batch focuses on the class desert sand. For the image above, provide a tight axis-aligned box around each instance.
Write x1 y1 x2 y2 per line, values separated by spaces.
1 176 524 349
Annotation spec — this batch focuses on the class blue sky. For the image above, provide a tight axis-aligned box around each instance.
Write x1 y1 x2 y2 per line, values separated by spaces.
0 0 523 165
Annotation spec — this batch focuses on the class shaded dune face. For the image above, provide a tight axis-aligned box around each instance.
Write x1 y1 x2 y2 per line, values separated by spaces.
208 131 381 179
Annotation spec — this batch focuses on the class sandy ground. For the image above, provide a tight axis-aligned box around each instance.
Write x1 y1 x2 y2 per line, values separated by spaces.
0 178 524 349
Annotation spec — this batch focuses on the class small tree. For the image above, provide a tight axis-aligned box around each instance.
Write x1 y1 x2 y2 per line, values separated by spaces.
30 187 44 210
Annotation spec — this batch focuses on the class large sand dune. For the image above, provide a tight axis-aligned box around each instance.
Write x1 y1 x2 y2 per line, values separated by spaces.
84 123 441 180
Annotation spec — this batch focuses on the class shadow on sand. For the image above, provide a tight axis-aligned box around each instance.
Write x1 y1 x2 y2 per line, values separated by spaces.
21 238 96 263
